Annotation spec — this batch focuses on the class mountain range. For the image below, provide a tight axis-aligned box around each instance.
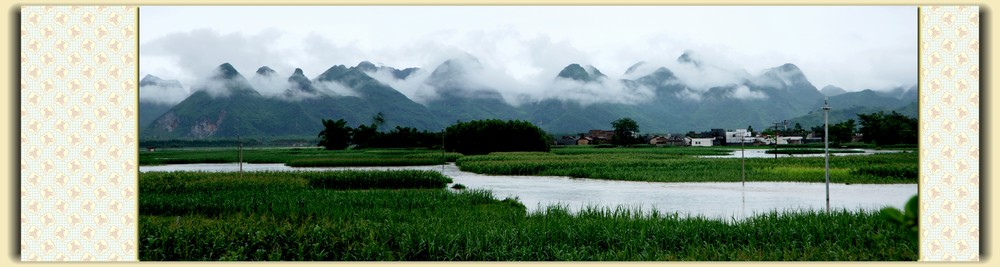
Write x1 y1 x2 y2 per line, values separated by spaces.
140 53 917 140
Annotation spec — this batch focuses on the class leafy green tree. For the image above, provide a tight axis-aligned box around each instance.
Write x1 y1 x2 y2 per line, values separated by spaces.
444 119 550 155
317 119 352 150
351 124 379 149
747 125 754 136
881 194 919 242
790 123 807 137
829 119 856 144
858 111 918 145
611 118 641 146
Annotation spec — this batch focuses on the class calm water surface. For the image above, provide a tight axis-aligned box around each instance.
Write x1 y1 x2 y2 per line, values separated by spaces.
141 163 916 220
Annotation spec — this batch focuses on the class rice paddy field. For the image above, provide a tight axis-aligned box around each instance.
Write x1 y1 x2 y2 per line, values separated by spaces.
139 170 918 261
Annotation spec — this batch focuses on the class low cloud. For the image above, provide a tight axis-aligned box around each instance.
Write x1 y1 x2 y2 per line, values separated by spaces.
139 84 190 105
726 85 768 100
248 74 289 97
366 68 439 105
313 81 360 98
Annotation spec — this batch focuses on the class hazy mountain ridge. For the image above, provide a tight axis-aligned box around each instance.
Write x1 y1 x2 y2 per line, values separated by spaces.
141 54 916 139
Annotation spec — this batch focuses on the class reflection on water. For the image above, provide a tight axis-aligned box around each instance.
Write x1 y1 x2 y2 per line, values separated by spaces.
140 163 916 220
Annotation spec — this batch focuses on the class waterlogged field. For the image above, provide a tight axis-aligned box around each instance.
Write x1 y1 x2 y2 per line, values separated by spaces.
458 149 918 184
140 171 917 261
139 148 462 166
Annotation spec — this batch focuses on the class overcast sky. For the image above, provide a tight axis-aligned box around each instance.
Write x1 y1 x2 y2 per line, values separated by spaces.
140 6 916 94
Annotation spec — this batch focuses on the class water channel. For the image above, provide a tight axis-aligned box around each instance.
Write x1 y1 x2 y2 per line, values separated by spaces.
141 162 916 220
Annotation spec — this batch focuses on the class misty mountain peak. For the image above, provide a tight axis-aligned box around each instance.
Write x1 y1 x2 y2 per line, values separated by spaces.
140 74 184 88
819 85 847 96
677 50 703 68
256 66 277 76
356 61 378 72
776 63 802 73
426 57 485 88
638 67 677 84
287 68 316 93
213 63 242 80
316 65 351 81
437 57 484 74
557 63 606 82
140 74 162 84
758 63 811 89
624 61 647 75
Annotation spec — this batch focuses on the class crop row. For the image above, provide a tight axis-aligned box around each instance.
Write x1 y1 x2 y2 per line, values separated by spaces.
140 170 452 194
457 151 918 184
139 148 460 166
285 158 445 167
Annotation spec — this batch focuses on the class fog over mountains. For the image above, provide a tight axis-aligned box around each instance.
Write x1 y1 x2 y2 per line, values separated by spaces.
140 52 917 140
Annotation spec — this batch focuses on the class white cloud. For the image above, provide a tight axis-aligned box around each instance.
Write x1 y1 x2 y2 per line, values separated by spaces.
139 84 190 105
726 85 768 100
140 6 916 102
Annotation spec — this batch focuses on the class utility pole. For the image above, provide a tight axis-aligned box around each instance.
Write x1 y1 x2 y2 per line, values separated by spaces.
772 121 781 159
823 97 831 212
741 130 746 186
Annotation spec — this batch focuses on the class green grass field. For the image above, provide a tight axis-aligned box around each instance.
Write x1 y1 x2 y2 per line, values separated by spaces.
140 171 917 261
139 148 462 166
457 149 917 184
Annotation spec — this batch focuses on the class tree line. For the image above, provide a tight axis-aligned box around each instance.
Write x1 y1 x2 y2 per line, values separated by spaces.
798 111 918 145
317 113 442 150
317 114 552 154
317 110 917 153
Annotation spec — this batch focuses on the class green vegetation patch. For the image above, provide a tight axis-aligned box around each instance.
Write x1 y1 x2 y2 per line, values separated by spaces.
140 148 461 166
141 170 452 194
458 149 917 184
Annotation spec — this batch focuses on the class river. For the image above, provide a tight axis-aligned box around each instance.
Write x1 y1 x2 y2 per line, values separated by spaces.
140 163 916 220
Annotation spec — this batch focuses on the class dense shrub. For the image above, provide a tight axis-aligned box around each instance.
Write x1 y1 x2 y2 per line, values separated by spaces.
444 119 551 155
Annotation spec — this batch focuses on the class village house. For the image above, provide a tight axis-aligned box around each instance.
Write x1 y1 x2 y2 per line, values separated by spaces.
587 130 615 141
776 136 804 145
649 136 670 146
685 137 714 147
724 129 752 145
553 136 578 146
576 136 594 145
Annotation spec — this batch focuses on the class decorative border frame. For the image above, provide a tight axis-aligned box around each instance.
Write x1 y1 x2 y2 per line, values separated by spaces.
918 5 980 261
16 5 981 262
20 6 138 261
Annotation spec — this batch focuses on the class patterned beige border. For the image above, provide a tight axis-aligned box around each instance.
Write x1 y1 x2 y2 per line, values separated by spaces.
919 5 980 261
15 4 982 262
20 6 138 261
